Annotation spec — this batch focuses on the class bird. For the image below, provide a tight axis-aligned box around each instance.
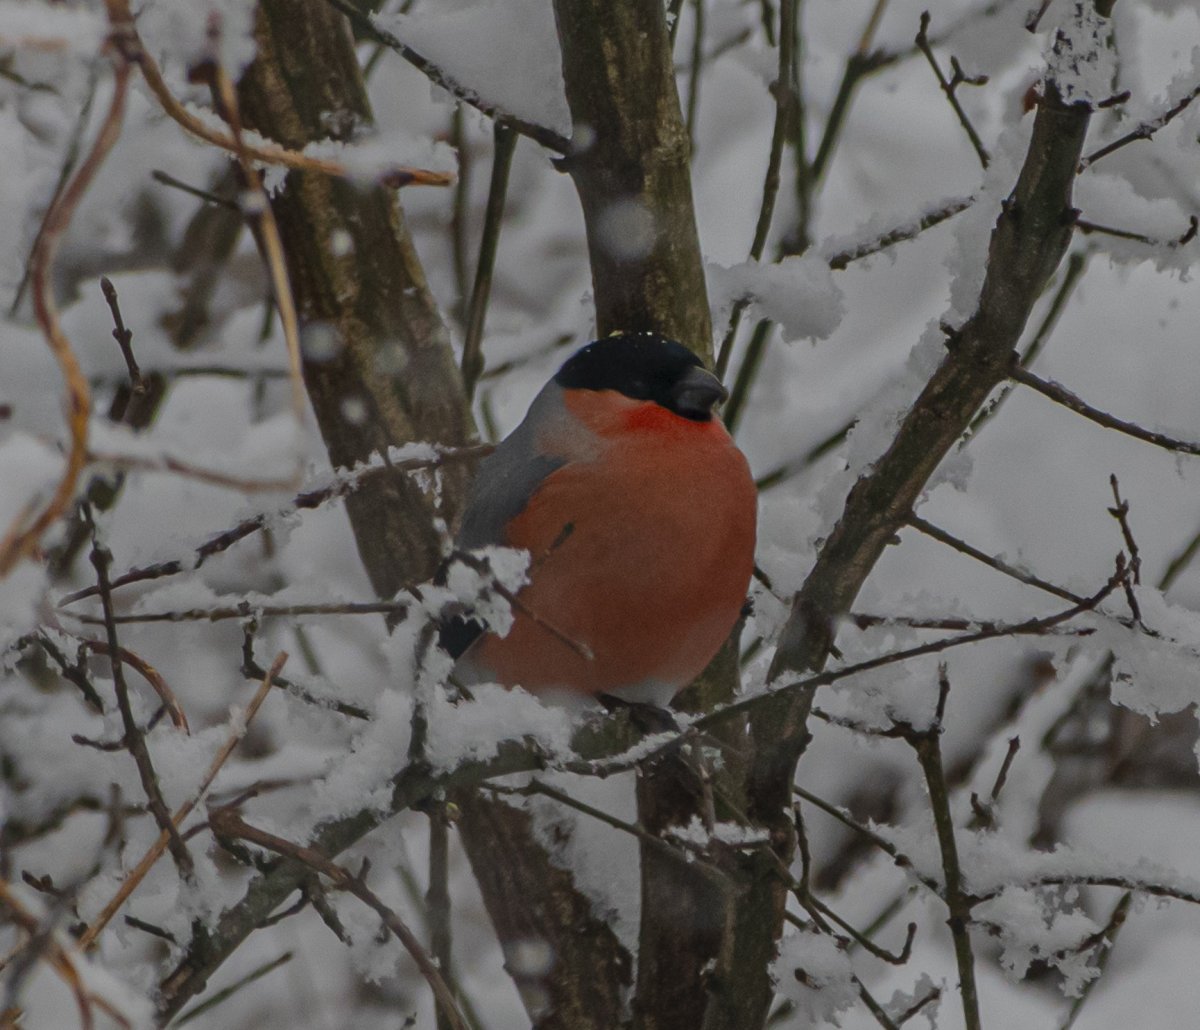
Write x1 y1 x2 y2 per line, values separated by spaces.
444 331 756 707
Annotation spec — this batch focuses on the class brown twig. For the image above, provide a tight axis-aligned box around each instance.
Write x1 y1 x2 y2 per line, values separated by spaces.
903 669 980 1030
77 653 287 951
1012 365 1200 457
323 0 570 154
82 448 300 493
87 519 193 878
908 512 1088 604
915 11 990 169
1074 213 1198 248
715 0 797 378
1079 82 1200 171
65 599 408 626
0 50 129 577
240 624 370 720
1059 892 1131 1029
79 639 189 732
460 123 517 398
825 195 974 270
56 444 493 606
172 951 293 1027
0 880 127 1030
208 809 469 1030
98 276 143 395
207 54 308 431
105 0 449 188
703 569 1120 731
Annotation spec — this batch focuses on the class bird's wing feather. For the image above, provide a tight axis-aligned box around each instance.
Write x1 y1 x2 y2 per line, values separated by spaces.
457 384 573 548
443 385 578 660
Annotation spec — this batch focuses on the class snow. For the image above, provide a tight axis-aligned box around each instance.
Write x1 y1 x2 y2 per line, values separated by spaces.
773 926 859 1025
373 0 571 138
707 254 846 343
3 0 1200 1026
1045 1 1119 107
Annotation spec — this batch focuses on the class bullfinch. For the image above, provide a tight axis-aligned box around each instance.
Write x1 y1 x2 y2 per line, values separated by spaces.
445 331 756 706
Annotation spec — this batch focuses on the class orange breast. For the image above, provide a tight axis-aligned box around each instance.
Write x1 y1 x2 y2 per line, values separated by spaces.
469 393 756 698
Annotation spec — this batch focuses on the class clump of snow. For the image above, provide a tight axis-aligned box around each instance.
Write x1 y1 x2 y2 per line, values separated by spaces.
444 545 529 640
307 689 415 827
1044 1 1117 108
302 132 456 185
374 0 571 138
667 816 770 848
973 885 1103 994
1082 588 1200 719
772 926 859 1025
1074 173 1195 274
707 254 845 343
424 683 573 771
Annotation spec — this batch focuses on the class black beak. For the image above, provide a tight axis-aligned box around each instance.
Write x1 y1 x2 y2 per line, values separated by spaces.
671 365 728 420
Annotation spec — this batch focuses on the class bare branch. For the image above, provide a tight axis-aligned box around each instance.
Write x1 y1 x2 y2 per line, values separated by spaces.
460 124 517 398
915 11 991 169
0 48 128 576
323 0 571 154
1012 365 1200 457
908 513 1088 604
1080 81 1200 170
87 518 193 878
78 653 286 951
209 809 468 1030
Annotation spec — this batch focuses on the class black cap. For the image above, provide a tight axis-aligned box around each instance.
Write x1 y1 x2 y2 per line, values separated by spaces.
554 331 726 422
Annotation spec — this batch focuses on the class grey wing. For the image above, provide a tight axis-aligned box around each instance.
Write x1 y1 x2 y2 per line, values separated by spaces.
443 385 570 660
456 384 570 549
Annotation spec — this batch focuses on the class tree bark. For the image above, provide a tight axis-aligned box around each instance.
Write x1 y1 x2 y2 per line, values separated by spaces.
236 0 475 598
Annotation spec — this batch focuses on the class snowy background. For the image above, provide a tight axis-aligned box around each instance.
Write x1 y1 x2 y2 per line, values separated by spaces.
2 0 1200 1026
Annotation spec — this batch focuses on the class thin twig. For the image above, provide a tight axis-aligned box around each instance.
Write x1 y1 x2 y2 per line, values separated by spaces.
173 952 293 1027
324 0 570 154
9 63 100 315
78 639 189 732
64 599 410 626
826 195 974 270
106 0 449 187
87 518 193 877
208 809 469 1030
98 277 143 394
915 11 990 168
0 880 126 1030
150 169 240 210
427 806 454 1030
56 444 492 606
697 570 1120 732
908 513 1088 604
77 653 287 951
461 123 517 398
483 780 731 884
449 105 472 327
0 51 128 576
793 786 940 894
1074 213 1198 249
715 0 796 378
905 671 981 1030
1012 365 1200 457
1059 892 1131 1029
1079 82 1200 170
208 57 308 433
684 0 705 148
83 448 299 493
